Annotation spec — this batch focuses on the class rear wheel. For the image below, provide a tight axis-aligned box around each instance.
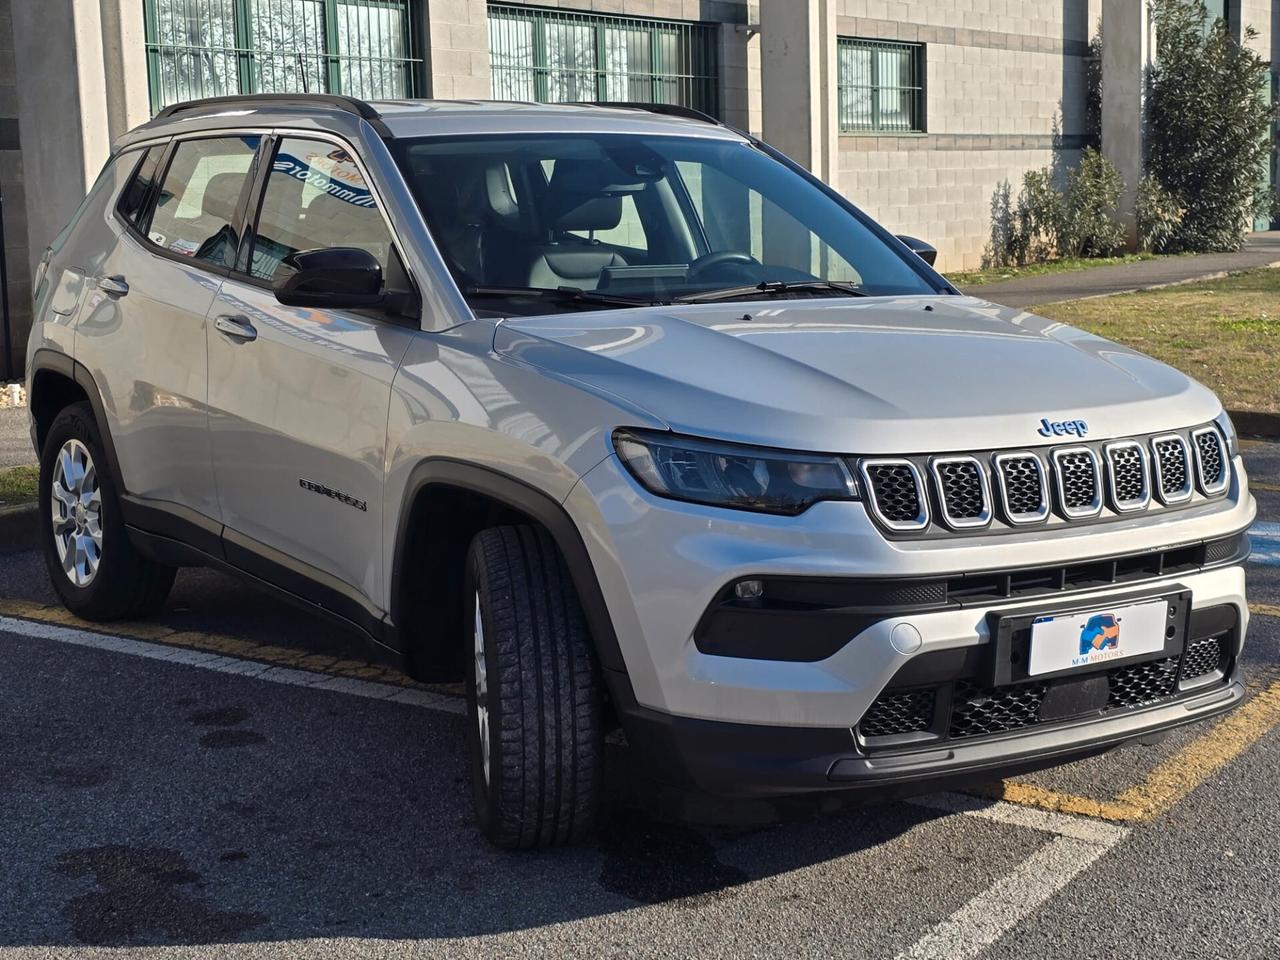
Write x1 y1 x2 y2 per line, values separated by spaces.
39 403 176 620
464 525 603 849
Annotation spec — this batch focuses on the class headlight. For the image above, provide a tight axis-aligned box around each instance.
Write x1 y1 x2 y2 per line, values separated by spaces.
1214 410 1239 458
613 429 859 515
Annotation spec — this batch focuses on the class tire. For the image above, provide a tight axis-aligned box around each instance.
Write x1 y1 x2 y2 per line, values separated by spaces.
39 402 176 621
464 525 603 849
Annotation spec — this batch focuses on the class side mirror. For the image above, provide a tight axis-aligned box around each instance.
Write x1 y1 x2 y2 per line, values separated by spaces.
896 235 938 267
273 247 384 309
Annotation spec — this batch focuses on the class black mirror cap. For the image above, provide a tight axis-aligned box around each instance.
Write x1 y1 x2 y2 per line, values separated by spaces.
896 235 938 267
273 246 384 308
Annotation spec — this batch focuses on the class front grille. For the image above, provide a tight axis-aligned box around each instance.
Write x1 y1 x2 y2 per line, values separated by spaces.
932 457 990 528
1105 442 1149 511
1052 449 1102 517
949 679 1047 738
1107 656 1180 707
995 454 1048 523
1192 428 1228 495
861 460 927 529
1153 435 1193 503
858 688 936 738
1181 635 1225 681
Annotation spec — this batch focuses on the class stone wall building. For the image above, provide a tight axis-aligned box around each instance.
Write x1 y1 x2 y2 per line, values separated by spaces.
0 0 1275 375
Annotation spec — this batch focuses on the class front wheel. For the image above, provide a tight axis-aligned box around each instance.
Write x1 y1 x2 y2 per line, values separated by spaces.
464 525 603 849
39 403 176 620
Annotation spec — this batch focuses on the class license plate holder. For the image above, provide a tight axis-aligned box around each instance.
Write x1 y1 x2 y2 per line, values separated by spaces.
987 588 1191 687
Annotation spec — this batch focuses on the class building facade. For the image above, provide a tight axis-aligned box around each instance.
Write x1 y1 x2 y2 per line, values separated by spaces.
0 0 1276 376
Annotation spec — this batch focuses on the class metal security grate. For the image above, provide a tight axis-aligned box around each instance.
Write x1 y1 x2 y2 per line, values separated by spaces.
1153 435 1193 503
143 0 421 113
1105 441 1149 511
858 688 936 739
488 3 719 116
1053 449 1102 517
837 38 925 133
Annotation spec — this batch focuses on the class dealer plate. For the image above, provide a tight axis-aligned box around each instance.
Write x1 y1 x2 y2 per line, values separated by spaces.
1028 600 1170 677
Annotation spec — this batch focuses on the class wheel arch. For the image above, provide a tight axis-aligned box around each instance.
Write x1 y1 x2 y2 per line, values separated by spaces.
28 350 125 493
389 459 630 689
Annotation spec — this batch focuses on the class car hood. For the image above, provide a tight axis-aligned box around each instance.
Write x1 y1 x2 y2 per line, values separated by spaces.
493 296 1222 454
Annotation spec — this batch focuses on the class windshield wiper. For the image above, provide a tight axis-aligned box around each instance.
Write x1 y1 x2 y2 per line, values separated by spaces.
464 285 662 309
674 279 870 304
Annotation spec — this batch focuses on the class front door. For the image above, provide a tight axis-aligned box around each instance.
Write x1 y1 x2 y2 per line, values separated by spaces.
207 135 417 620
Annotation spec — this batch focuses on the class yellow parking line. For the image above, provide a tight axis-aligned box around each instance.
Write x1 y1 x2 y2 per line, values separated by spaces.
980 676 1280 823
1251 603 1280 619
0 598 459 694
1251 481 1280 493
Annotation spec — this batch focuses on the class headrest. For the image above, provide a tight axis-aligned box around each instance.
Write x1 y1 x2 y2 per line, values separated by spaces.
484 164 519 220
552 195 623 233
202 172 245 222
546 158 644 197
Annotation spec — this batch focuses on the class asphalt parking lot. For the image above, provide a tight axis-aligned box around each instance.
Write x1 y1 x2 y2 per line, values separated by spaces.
1 441 1279 958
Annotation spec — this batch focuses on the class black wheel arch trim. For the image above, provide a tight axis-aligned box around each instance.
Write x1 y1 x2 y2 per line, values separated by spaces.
390 458 633 685
28 349 126 494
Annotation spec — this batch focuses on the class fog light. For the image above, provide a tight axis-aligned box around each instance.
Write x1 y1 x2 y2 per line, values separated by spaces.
734 579 764 600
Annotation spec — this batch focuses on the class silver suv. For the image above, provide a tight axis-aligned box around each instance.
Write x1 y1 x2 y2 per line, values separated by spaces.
27 95 1254 848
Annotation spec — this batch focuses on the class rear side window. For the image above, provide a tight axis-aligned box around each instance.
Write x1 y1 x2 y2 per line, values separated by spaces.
144 136 262 269
117 147 164 226
249 137 393 281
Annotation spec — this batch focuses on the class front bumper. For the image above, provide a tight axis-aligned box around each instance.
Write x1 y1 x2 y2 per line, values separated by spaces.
614 672 1244 798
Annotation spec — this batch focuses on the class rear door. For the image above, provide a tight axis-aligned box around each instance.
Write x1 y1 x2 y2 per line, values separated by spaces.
77 134 263 535
207 134 418 621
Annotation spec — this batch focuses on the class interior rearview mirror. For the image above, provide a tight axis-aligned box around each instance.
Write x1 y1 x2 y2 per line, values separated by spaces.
896 235 938 267
273 247 384 309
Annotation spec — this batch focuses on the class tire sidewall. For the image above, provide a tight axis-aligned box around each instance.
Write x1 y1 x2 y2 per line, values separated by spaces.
462 546 502 836
39 405 124 613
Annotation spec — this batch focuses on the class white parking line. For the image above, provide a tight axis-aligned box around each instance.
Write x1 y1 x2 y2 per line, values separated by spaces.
899 793 1130 960
1250 521 1280 567
0 615 466 715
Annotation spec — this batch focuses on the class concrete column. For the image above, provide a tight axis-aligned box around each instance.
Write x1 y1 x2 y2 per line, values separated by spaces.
1101 0 1154 247
422 0 490 100
100 0 154 139
11 0 114 276
758 0 838 184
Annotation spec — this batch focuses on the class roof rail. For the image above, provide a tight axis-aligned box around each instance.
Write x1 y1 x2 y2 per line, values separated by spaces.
587 102 723 127
153 93 390 135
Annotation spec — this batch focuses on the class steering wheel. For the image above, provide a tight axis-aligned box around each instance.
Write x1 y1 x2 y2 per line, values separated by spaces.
687 250 760 281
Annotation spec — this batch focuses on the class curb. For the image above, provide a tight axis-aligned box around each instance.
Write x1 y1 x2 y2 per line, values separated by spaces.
1229 410 1280 442
0 502 38 552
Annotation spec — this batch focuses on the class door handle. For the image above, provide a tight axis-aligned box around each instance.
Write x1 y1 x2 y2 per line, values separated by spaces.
214 314 258 343
97 275 129 297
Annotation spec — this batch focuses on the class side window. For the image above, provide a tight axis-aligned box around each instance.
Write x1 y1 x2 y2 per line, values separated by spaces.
117 147 165 226
143 136 261 269
249 137 394 282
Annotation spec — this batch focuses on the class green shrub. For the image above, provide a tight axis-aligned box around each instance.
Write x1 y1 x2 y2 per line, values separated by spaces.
1059 148 1125 258
1147 0 1277 251
1135 176 1184 253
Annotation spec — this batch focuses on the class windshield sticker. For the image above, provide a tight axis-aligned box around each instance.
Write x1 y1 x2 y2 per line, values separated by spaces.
273 148 376 209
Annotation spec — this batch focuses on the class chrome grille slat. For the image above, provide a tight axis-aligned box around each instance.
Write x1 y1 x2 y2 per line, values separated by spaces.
1191 426 1229 496
993 452 1049 524
930 456 991 529
1051 447 1102 518
1152 434 1193 504
1103 440 1149 512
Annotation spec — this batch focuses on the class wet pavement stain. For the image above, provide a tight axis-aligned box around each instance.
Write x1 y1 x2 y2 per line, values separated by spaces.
597 810 749 906
56 845 267 945
199 730 267 749
188 707 252 727
43 764 111 788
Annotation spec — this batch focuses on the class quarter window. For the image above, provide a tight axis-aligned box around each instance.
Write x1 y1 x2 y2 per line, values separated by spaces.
249 137 394 281
118 147 166 226
144 136 262 269
837 38 926 134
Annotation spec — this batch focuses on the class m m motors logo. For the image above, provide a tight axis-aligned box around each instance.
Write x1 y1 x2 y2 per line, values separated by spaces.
1073 613 1122 665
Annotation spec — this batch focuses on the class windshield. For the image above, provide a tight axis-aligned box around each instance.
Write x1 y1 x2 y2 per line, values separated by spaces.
390 133 944 314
